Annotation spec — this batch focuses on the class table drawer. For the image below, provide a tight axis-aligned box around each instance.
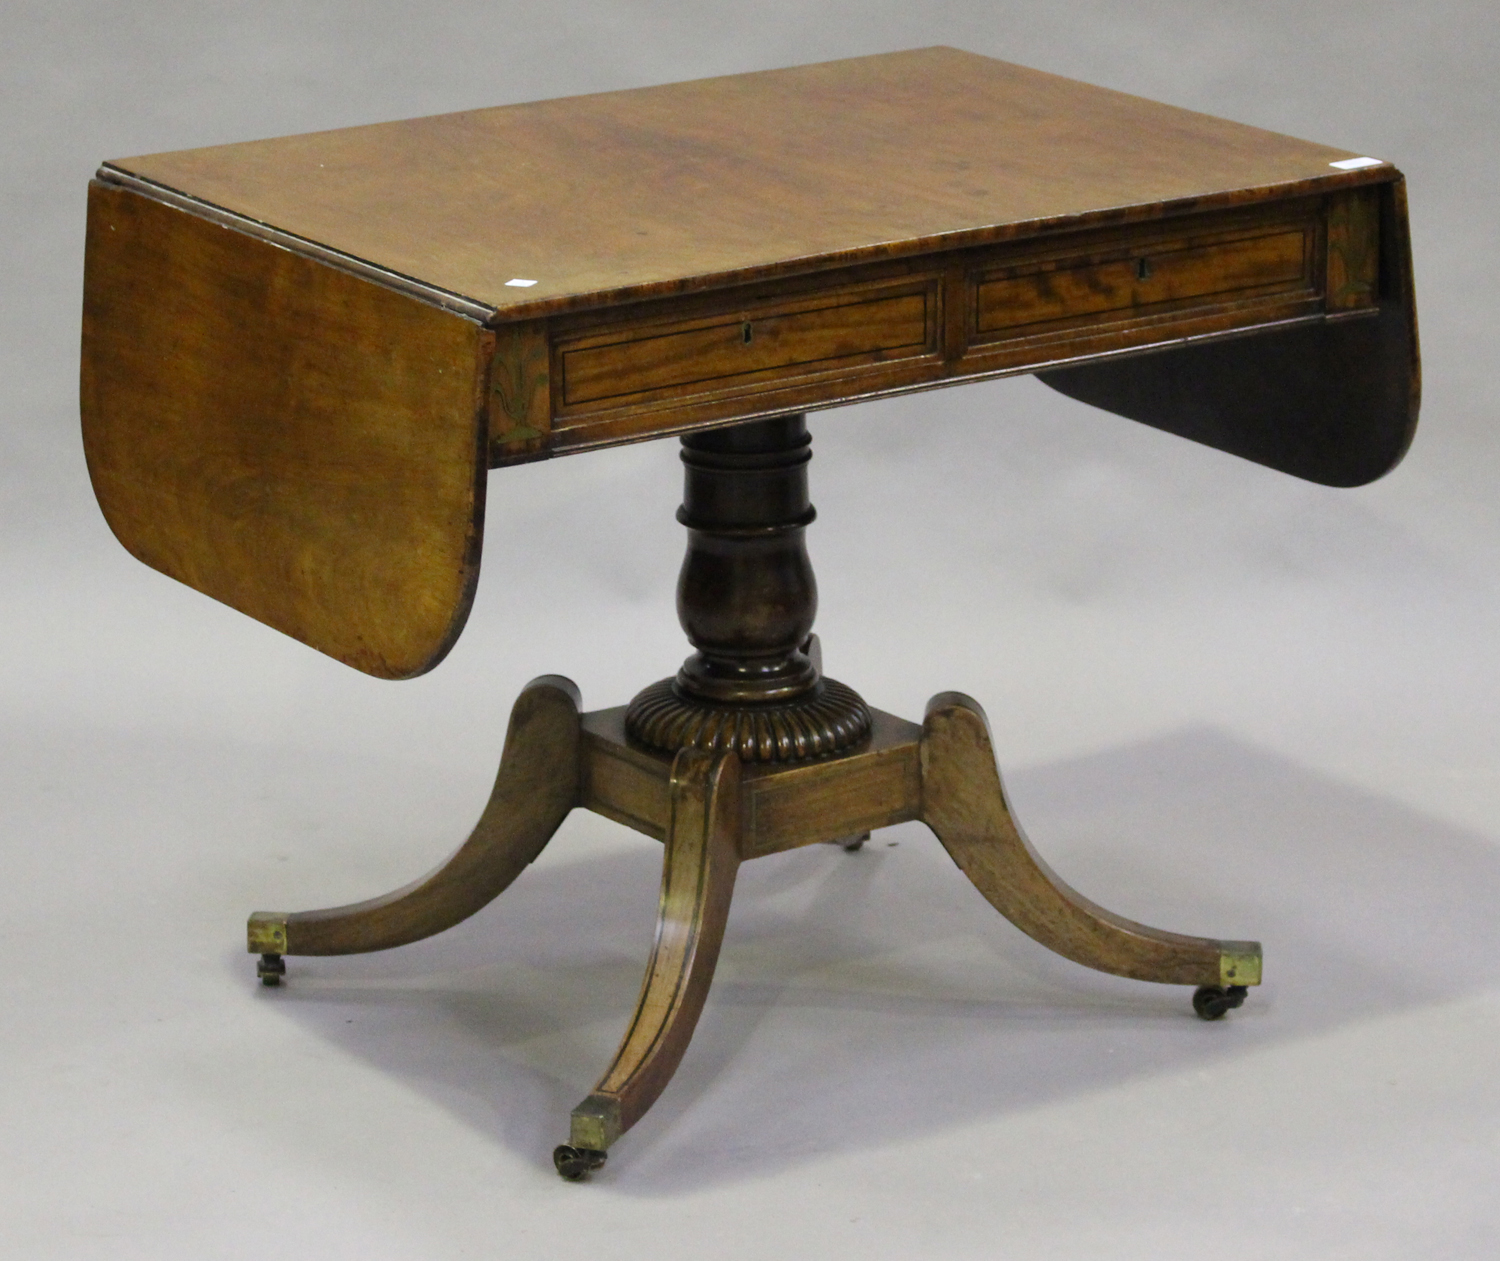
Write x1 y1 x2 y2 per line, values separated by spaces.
558 280 935 411
976 224 1313 337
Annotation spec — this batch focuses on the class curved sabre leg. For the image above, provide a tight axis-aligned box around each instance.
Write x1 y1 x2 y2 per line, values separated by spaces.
920 692 1260 991
247 675 582 966
555 748 742 1179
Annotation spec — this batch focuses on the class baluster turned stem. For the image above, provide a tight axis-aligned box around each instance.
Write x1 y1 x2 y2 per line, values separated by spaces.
625 415 870 761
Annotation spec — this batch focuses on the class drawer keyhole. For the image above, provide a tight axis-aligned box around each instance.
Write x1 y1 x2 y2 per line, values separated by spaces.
1135 257 1153 281
742 321 754 344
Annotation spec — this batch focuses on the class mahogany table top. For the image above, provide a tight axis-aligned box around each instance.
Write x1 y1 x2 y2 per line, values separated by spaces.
81 49 1417 679
105 47 1390 320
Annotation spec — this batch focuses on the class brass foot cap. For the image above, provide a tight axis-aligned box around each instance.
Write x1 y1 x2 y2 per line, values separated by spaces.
248 912 288 954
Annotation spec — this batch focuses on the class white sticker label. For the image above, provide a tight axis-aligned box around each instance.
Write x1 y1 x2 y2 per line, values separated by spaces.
505 278 539 287
1329 157 1384 170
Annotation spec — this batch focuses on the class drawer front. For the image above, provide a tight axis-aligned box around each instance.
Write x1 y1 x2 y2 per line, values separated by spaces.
558 280 935 412
976 225 1312 337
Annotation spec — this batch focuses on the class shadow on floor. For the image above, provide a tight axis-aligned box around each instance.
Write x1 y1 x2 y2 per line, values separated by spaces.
238 725 1500 1193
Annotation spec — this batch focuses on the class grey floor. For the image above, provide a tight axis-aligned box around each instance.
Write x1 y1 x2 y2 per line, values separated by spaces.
4 4 1498 1257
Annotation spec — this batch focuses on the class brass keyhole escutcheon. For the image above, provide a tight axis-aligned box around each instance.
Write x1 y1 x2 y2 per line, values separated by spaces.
742 321 754 344
1135 257 1153 281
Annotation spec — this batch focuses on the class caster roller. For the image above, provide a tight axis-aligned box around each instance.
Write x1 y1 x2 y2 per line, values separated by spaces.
257 952 286 987
553 1145 607 1181
1193 984 1248 1020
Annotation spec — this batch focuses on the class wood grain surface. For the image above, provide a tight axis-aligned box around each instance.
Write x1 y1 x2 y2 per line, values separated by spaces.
1038 177 1419 486
83 48 1417 677
975 223 1310 334
579 705 925 858
81 180 490 678
106 47 1391 320
538 199 1337 454
571 747 743 1151
920 692 1260 987
559 282 932 409
1326 185 1381 312
248 676 582 957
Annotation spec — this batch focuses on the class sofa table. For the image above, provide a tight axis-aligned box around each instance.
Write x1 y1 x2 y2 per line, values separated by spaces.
80 47 1419 1179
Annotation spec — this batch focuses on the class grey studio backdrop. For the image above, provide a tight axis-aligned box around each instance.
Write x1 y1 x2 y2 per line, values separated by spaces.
3 2 1497 1257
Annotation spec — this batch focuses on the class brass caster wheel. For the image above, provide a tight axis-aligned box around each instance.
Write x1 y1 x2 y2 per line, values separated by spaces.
553 1145 607 1181
257 953 286 987
1193 984 1248 1020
